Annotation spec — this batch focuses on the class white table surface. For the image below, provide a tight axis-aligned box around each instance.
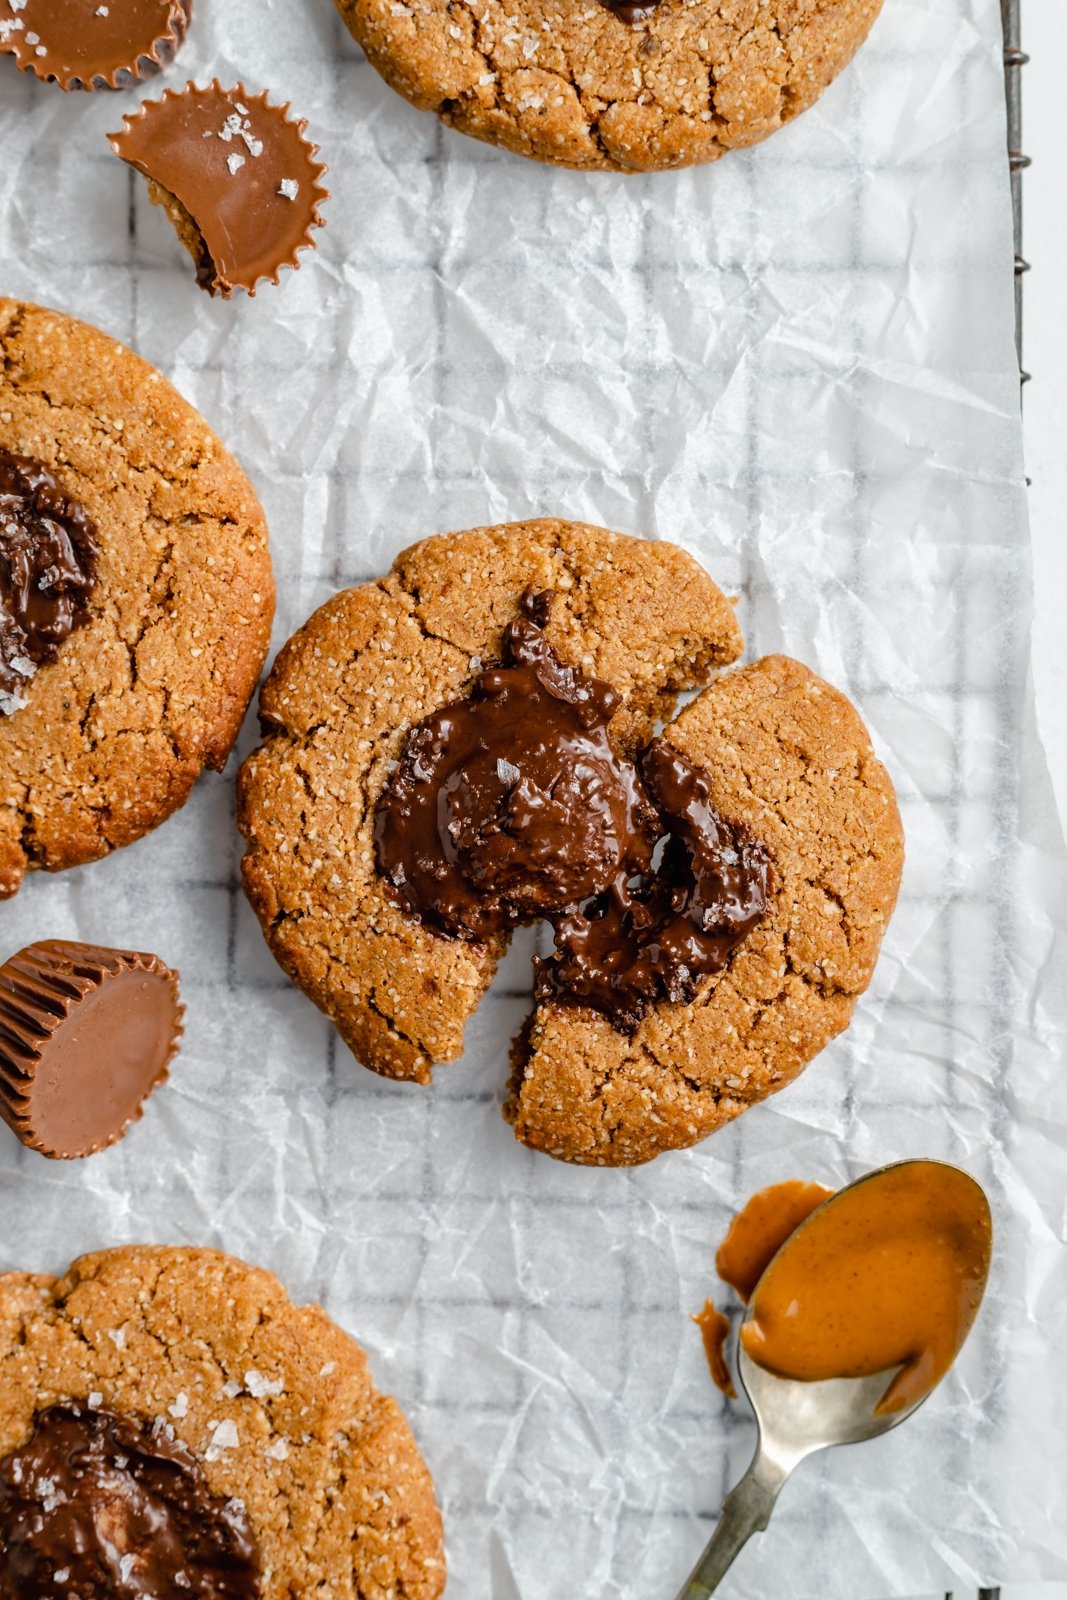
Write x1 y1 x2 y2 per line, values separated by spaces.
1023 0 1066 823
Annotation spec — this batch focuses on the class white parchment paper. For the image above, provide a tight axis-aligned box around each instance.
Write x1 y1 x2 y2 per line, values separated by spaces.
1 0 1065 1595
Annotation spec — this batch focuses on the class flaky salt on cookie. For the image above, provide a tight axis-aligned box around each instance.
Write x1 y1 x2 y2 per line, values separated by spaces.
109 81 329 297
0 1247 445 1597
0 0 191 92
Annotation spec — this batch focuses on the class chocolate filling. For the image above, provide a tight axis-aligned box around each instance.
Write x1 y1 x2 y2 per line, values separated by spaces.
375 589 771 1029
0 1404 259 1599
0 452 98 714
601 0 662 20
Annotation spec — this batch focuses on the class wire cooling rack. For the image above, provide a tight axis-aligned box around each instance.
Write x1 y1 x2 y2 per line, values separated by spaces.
942 14 1022 1600
0 0 1046 1596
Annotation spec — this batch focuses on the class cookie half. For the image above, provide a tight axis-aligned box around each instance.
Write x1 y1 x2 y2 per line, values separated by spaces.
334 0 884 172
238 519 743 1083
0 299 274 897
0 1246 445 1598
506 652 904 1163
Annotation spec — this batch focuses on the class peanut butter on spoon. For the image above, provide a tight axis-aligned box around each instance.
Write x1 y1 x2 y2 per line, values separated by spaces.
678 1161 993 1599
740 1161 992 1414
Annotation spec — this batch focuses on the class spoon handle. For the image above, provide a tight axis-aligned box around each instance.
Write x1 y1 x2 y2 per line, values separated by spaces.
672 1450 791 1599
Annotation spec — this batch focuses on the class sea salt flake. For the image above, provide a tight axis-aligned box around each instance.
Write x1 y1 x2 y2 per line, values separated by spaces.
278 178 299 200
9 0 26 12
24 29 38 41
318 1361 336 1377
119 1555 136 1584
87 1391 103 1409
222 1378 241 1398
205 1419 239 1461
175 1574 191 1589
0 20 25 40
10 653 35 678
96 5 110 14
169 1393 189 1419
227 153 245 174
54 1571 70 1584
107 1326 127 1350
496 758 521 785
266 1438 289 1460
244 1369 283 1399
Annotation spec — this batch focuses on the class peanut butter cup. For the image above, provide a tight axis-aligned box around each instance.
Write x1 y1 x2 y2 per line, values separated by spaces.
109 82 329 297
0 939 183 1159
0 0 191 92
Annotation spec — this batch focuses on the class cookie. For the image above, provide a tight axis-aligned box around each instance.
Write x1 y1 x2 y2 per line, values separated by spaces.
0 299 274 898
0 1246 445 1598
238 520 902 1164
333 0 883 172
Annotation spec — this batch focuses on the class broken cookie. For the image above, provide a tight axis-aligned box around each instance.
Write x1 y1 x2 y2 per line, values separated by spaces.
238 520 903 1166
109 81 328 297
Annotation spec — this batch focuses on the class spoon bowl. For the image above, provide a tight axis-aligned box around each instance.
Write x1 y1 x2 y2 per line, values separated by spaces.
673 1160 992 1600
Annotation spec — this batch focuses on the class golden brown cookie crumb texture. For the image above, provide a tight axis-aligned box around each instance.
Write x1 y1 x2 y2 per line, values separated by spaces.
333 0 884 172
0 0 191 92
0 1246 446 1599
238 519 902 1164
0 299 275 898
110 83 329 298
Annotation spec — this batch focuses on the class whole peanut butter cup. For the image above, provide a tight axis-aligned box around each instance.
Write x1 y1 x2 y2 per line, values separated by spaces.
0 939 183 1159
109 81 329 297
0 0 192 93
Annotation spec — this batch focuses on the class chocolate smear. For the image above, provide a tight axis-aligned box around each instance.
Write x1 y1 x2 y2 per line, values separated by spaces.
0 452 98 715
0 1404 259 1598
375 590 771 1029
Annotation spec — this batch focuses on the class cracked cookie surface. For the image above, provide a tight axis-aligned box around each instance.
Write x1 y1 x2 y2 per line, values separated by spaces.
0 1246 445 1599
238 520 902 1165
0 299 274 898
507 652 904 1163
334 0 883 172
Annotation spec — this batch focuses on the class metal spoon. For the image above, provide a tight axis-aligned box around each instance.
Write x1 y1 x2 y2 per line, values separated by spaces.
673 1161 991 1599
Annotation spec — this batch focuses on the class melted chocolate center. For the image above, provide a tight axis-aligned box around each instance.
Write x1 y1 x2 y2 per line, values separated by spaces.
0 1404 260 1599
536 738 772 1029
0 452 98 713
375 588 660 941
375 590 771 1029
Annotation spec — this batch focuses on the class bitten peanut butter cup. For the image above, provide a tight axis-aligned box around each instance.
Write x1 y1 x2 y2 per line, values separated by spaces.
0 939 183 1159
0 0 191 93
109 81 329 297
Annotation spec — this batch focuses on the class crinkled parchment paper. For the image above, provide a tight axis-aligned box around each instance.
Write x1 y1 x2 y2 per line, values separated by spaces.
0 0 1064 1594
